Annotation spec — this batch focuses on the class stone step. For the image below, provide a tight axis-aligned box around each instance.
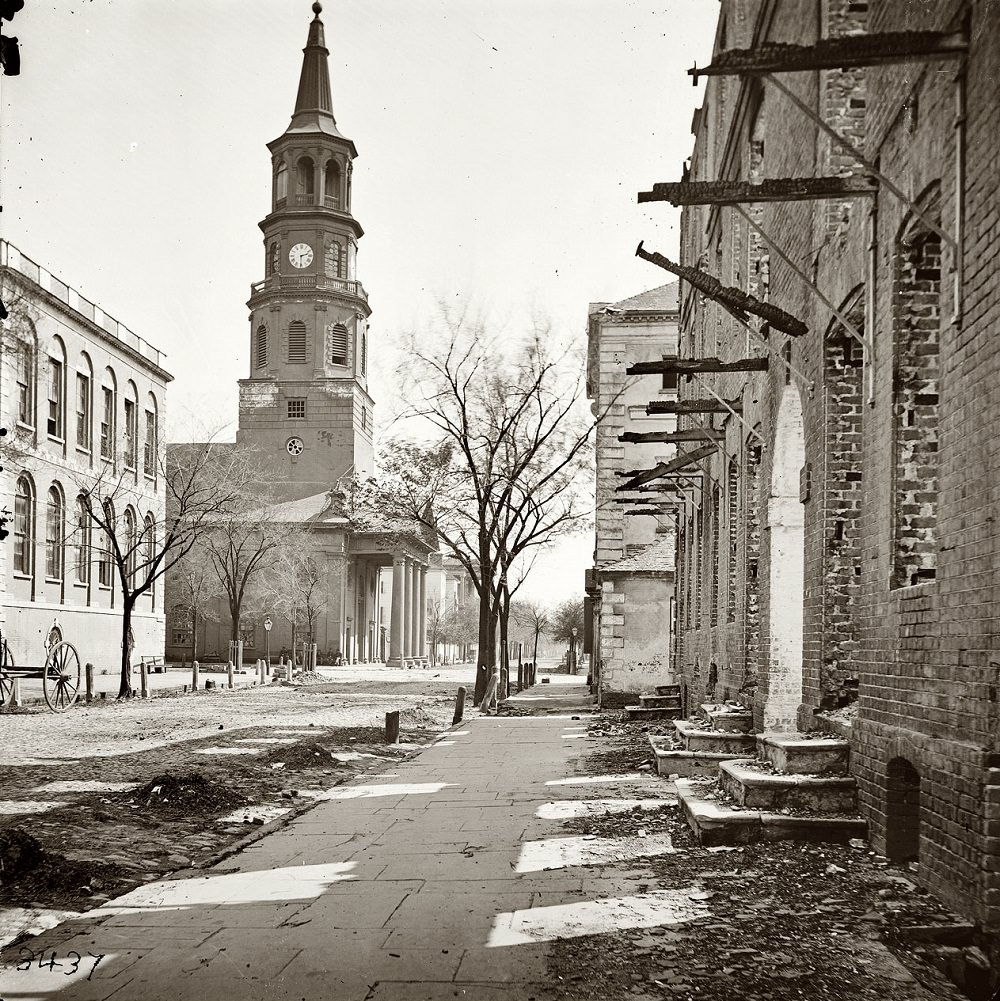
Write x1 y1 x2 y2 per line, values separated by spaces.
625 706 684 722
705 708 754 733
757 733 849 775
674 719 757 754
676 778 867 847
649 735 743 777
719 760 858 813
655 685 681 697
639 694 682 709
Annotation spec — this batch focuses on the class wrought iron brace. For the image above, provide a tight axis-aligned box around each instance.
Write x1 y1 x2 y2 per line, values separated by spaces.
732 203 873 356
690 373 765 444
763 72 956 253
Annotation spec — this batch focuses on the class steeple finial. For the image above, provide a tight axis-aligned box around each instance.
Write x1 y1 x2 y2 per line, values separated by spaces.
292 0 334 121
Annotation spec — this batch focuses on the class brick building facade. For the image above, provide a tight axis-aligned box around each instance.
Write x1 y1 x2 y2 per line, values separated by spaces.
586 284 678 707
660 0 1000 936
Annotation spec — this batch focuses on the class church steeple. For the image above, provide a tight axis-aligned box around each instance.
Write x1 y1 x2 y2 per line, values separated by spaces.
238 1 375 497
291 3 335 128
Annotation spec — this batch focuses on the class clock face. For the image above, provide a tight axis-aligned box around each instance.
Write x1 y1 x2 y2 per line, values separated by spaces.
288 243 313 269
286 437 304 456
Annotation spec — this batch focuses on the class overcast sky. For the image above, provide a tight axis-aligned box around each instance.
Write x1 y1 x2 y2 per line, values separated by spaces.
1 0 716 603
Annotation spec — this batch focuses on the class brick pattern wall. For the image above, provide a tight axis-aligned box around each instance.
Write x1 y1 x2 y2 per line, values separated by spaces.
671 0 1000 930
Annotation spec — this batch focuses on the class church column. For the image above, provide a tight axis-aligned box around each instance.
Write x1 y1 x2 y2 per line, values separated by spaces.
402 557 413 662
388 556 404 668
409 563 419 662
417 566 427 661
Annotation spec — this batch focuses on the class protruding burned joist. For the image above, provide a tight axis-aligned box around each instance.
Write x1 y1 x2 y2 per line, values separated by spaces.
636 242 807 337
688 30 968 82
628 357 769 376
639 175 877 207
616 443 718 492
646 399 742 415
619 428 726 444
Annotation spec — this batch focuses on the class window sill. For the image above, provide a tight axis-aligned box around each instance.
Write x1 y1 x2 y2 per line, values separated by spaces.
16 420 34 433
47 435 66 446
12 572 33 581
76 444 92 456
73 580 90 588
44 577 63 585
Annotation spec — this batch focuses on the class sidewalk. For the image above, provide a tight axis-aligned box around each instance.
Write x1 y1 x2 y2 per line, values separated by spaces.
2 675 675 1000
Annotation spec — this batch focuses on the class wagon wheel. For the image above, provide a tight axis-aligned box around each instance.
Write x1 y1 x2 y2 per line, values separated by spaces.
0 639 13 708
43 641 81 713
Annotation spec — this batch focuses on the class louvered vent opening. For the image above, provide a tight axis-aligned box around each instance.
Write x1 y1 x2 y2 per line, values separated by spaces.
288 321 307 364
329 323 348 366
256 326 268 368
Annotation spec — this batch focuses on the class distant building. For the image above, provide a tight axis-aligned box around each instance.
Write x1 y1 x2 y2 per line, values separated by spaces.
585 283 679 707
163 3 433 666
0 240 172 669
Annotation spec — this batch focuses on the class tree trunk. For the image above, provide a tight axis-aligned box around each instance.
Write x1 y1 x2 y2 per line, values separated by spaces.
118 597 136 699
190 606 199 665
532 628 540 670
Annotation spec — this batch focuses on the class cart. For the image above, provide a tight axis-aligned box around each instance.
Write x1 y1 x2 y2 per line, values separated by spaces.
0 620 83 712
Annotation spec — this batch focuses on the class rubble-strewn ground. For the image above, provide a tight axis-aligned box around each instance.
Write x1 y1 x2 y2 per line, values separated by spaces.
0 670 461 937
543 713 977 1001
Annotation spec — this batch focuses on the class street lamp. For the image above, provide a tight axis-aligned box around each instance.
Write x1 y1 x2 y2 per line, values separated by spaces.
571 626 578 675
263 616 272 666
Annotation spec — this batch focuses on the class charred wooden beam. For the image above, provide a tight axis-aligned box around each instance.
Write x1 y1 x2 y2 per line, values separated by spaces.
616 444 718 491
619 429 726 444
636 242 808 337
689 30 967 82
639 175 877 207
628 357 769 376
646 399 742 415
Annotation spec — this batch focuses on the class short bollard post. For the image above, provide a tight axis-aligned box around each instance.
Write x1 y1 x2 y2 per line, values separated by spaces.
453 685 466 725
385 710 400 744
258 659 265 685
12 678 22 708
192 660 200 690
85 662 94 703
500 667 509 700
139 660 149 699
227 660 235 689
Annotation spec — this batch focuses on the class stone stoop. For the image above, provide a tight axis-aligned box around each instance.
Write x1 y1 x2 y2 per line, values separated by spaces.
626 690 684 721
675 732 868 846
655 684 681 697
647 714 757 777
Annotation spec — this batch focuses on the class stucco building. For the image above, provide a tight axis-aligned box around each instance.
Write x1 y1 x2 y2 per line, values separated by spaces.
164 3 433 667
1 240 172 670
586 283 679 707
656 0 1000 946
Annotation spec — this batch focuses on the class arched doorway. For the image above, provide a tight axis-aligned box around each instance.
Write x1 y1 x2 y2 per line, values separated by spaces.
886 757 921 862
765 387 805 730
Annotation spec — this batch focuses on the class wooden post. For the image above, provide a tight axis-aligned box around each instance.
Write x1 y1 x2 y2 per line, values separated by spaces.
192 660 200 690
140 659 149 699
12 677 22 708
500 667 509 701
85 662 94 703
384 710 400 744
227 660 235 689
453 686 466 725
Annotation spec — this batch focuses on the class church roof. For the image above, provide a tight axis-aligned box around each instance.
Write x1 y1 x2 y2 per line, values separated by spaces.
600 533 676 575
284 2 356 148
261 489 348 526
608 282 680 314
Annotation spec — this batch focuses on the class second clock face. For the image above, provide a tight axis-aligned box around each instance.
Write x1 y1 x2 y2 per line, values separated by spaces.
289 243 313 269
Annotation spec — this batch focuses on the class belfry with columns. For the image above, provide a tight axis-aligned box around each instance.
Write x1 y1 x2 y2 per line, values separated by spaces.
165 3 434 667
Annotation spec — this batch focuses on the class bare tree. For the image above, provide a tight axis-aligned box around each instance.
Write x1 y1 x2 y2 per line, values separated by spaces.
168 551 219 663
550 596 585 671
380 304 599 702
77 437 257 698
512 599 550 668
262 533 329 654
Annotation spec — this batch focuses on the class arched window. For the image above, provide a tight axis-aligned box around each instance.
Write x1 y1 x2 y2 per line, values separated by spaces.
296 156 315 198
144 512 156 604
275 162 288 203
47 335 67 440
76 352 93 450
45 484 65 582
15 322 36 427
268 241 279 276
325 240 341 278
75 494 90 584
144 393 158 478
98 498 115 588
13 475 35 577
327 323 348 366
100 368 117 462
324 159 341 207
287 321 307 364
124 381 139 470
123 507 137 587
256 325 268 369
